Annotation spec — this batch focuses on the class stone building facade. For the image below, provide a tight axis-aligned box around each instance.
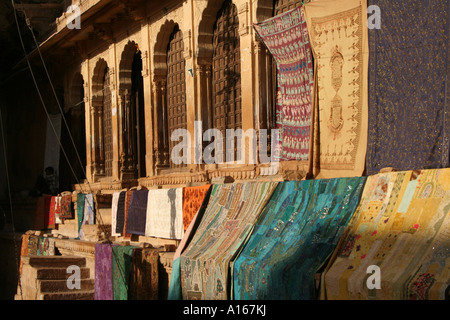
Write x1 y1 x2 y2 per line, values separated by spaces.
51 0 308 194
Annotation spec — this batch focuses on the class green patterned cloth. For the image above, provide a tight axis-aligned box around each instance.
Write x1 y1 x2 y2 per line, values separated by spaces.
232 177 366 300
112 246 136 300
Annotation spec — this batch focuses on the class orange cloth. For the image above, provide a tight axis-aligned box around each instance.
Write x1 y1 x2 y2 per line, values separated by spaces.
182 185 211 231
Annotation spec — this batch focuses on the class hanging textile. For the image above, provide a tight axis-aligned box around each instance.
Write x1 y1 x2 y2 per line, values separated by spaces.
112 245 135 300
232 177 366 300
111 192 121 237
54 196 62 224
27 235 39 256
59 193 73 219
126 190 149 236
128 247 159 300
322 168 450 300
41 195 54 229
168 185 212 300
182 184 211 231
115 191 126 235
145 188 184 240
36 236 55 256
95 243 117 300
253 5 314 162
180 182 278 300
76 193 85 239
82 193 95 225
122 190 134 239
365 0 450 174
304 0 369 178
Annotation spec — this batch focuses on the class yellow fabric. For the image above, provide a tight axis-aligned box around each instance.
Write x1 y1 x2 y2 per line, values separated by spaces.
305 0 369 178
322 169 450 300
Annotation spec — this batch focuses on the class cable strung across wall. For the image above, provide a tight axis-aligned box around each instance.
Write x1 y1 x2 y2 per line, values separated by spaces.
10 0 130 297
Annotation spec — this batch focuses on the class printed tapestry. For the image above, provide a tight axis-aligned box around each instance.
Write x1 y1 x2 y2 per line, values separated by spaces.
254 5 314 162
180 182 278 300
322 169 450 300
305 0 369 178
232 177 366 300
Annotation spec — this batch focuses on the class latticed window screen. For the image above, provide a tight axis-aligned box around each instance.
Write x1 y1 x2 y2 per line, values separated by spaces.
212 0 241 161
166 26 187 169
102 68 113 176
274 0 303 15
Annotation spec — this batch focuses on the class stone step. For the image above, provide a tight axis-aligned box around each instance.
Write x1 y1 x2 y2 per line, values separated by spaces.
35 266 91 280
23 255 86 268
38 279 95 293
39 290 95 300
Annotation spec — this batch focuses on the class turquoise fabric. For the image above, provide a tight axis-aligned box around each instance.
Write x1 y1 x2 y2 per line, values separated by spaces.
76 193 85 240
167 257 182 300
232 177 366 300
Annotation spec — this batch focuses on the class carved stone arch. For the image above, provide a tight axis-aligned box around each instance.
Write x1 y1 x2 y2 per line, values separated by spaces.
91 58 108 107
196 0 230 63
153 19 180 79
59 71 87 190
90 58 112 177
118 40 147 179
119 40 139 95
152 20 188 170
273 0 303 15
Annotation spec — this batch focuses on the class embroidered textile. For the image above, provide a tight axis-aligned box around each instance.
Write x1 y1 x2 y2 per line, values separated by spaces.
323 169 450 300
180 182 278 300
112 245 135 300
128 247 159 300
145 188 184 240
27 235 39 256
95 243 117 300
46 196 56 229
36 236 55 256
126 190 149 236
54 196 62 224
168 186 212 300
305 0 369 178
59 193 72 219
115 191 126 234
232 177 366 300
366 0 450 175
42 196 53 229
254 5 314 162
76 193 85 239
182 185 212 231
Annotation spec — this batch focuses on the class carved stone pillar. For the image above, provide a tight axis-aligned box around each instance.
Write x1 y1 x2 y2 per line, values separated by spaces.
152 76 169 169
90 102 105 178
119 90 136 180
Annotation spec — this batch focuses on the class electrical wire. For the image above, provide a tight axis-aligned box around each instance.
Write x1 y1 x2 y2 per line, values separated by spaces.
11 0 130 296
